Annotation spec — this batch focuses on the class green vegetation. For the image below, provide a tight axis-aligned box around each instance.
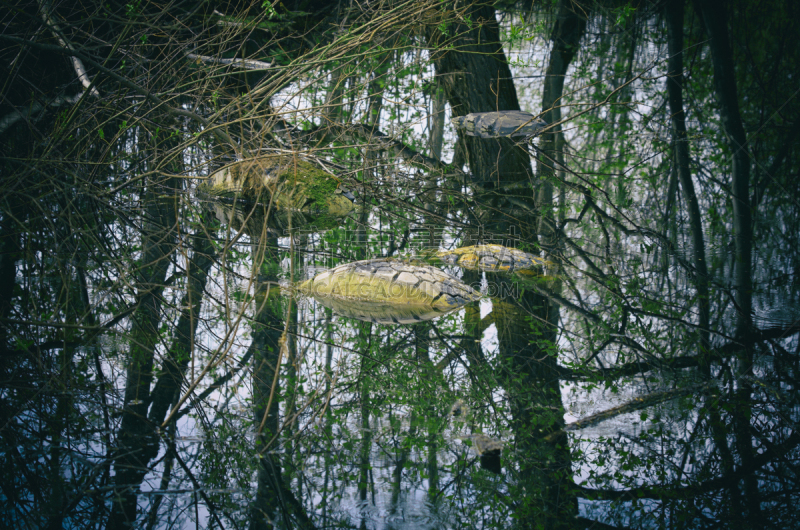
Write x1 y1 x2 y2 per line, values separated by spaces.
1 0 798 529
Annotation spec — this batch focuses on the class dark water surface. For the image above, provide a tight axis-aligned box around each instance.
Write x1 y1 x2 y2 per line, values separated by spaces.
3 160 800 530
2 4 799 528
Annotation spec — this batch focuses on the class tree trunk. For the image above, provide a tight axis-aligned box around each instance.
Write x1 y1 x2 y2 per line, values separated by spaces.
107 172 179 530
666 0 711 367
430 4 576 527
429 3 535 238
148 226 216 426
249 234 289 530
537 0 587 249
696 1 760 524
696 0 753 346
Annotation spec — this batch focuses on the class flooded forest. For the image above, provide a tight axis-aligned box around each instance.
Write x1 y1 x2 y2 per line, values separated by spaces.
2 0 800 528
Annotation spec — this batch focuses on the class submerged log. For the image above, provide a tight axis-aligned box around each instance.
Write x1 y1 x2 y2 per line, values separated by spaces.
447 400 504 473
434 244 548 274
297 258 480 324
451 111 547 139
200 156 355 231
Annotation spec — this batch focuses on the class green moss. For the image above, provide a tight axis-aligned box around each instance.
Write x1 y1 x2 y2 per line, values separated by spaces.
285 161 337 205
200 157 354 228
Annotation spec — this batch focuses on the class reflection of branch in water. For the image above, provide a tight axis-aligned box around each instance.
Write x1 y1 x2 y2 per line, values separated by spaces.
552 321 800 382
0 93 85 135
168 440 228 528
545 382 715 442
37 0 101 97
186 53 274 71
578 428 800 502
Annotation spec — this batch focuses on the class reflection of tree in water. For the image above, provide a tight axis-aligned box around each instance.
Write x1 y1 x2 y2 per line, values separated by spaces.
249 227 313 530
2 0 800 529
